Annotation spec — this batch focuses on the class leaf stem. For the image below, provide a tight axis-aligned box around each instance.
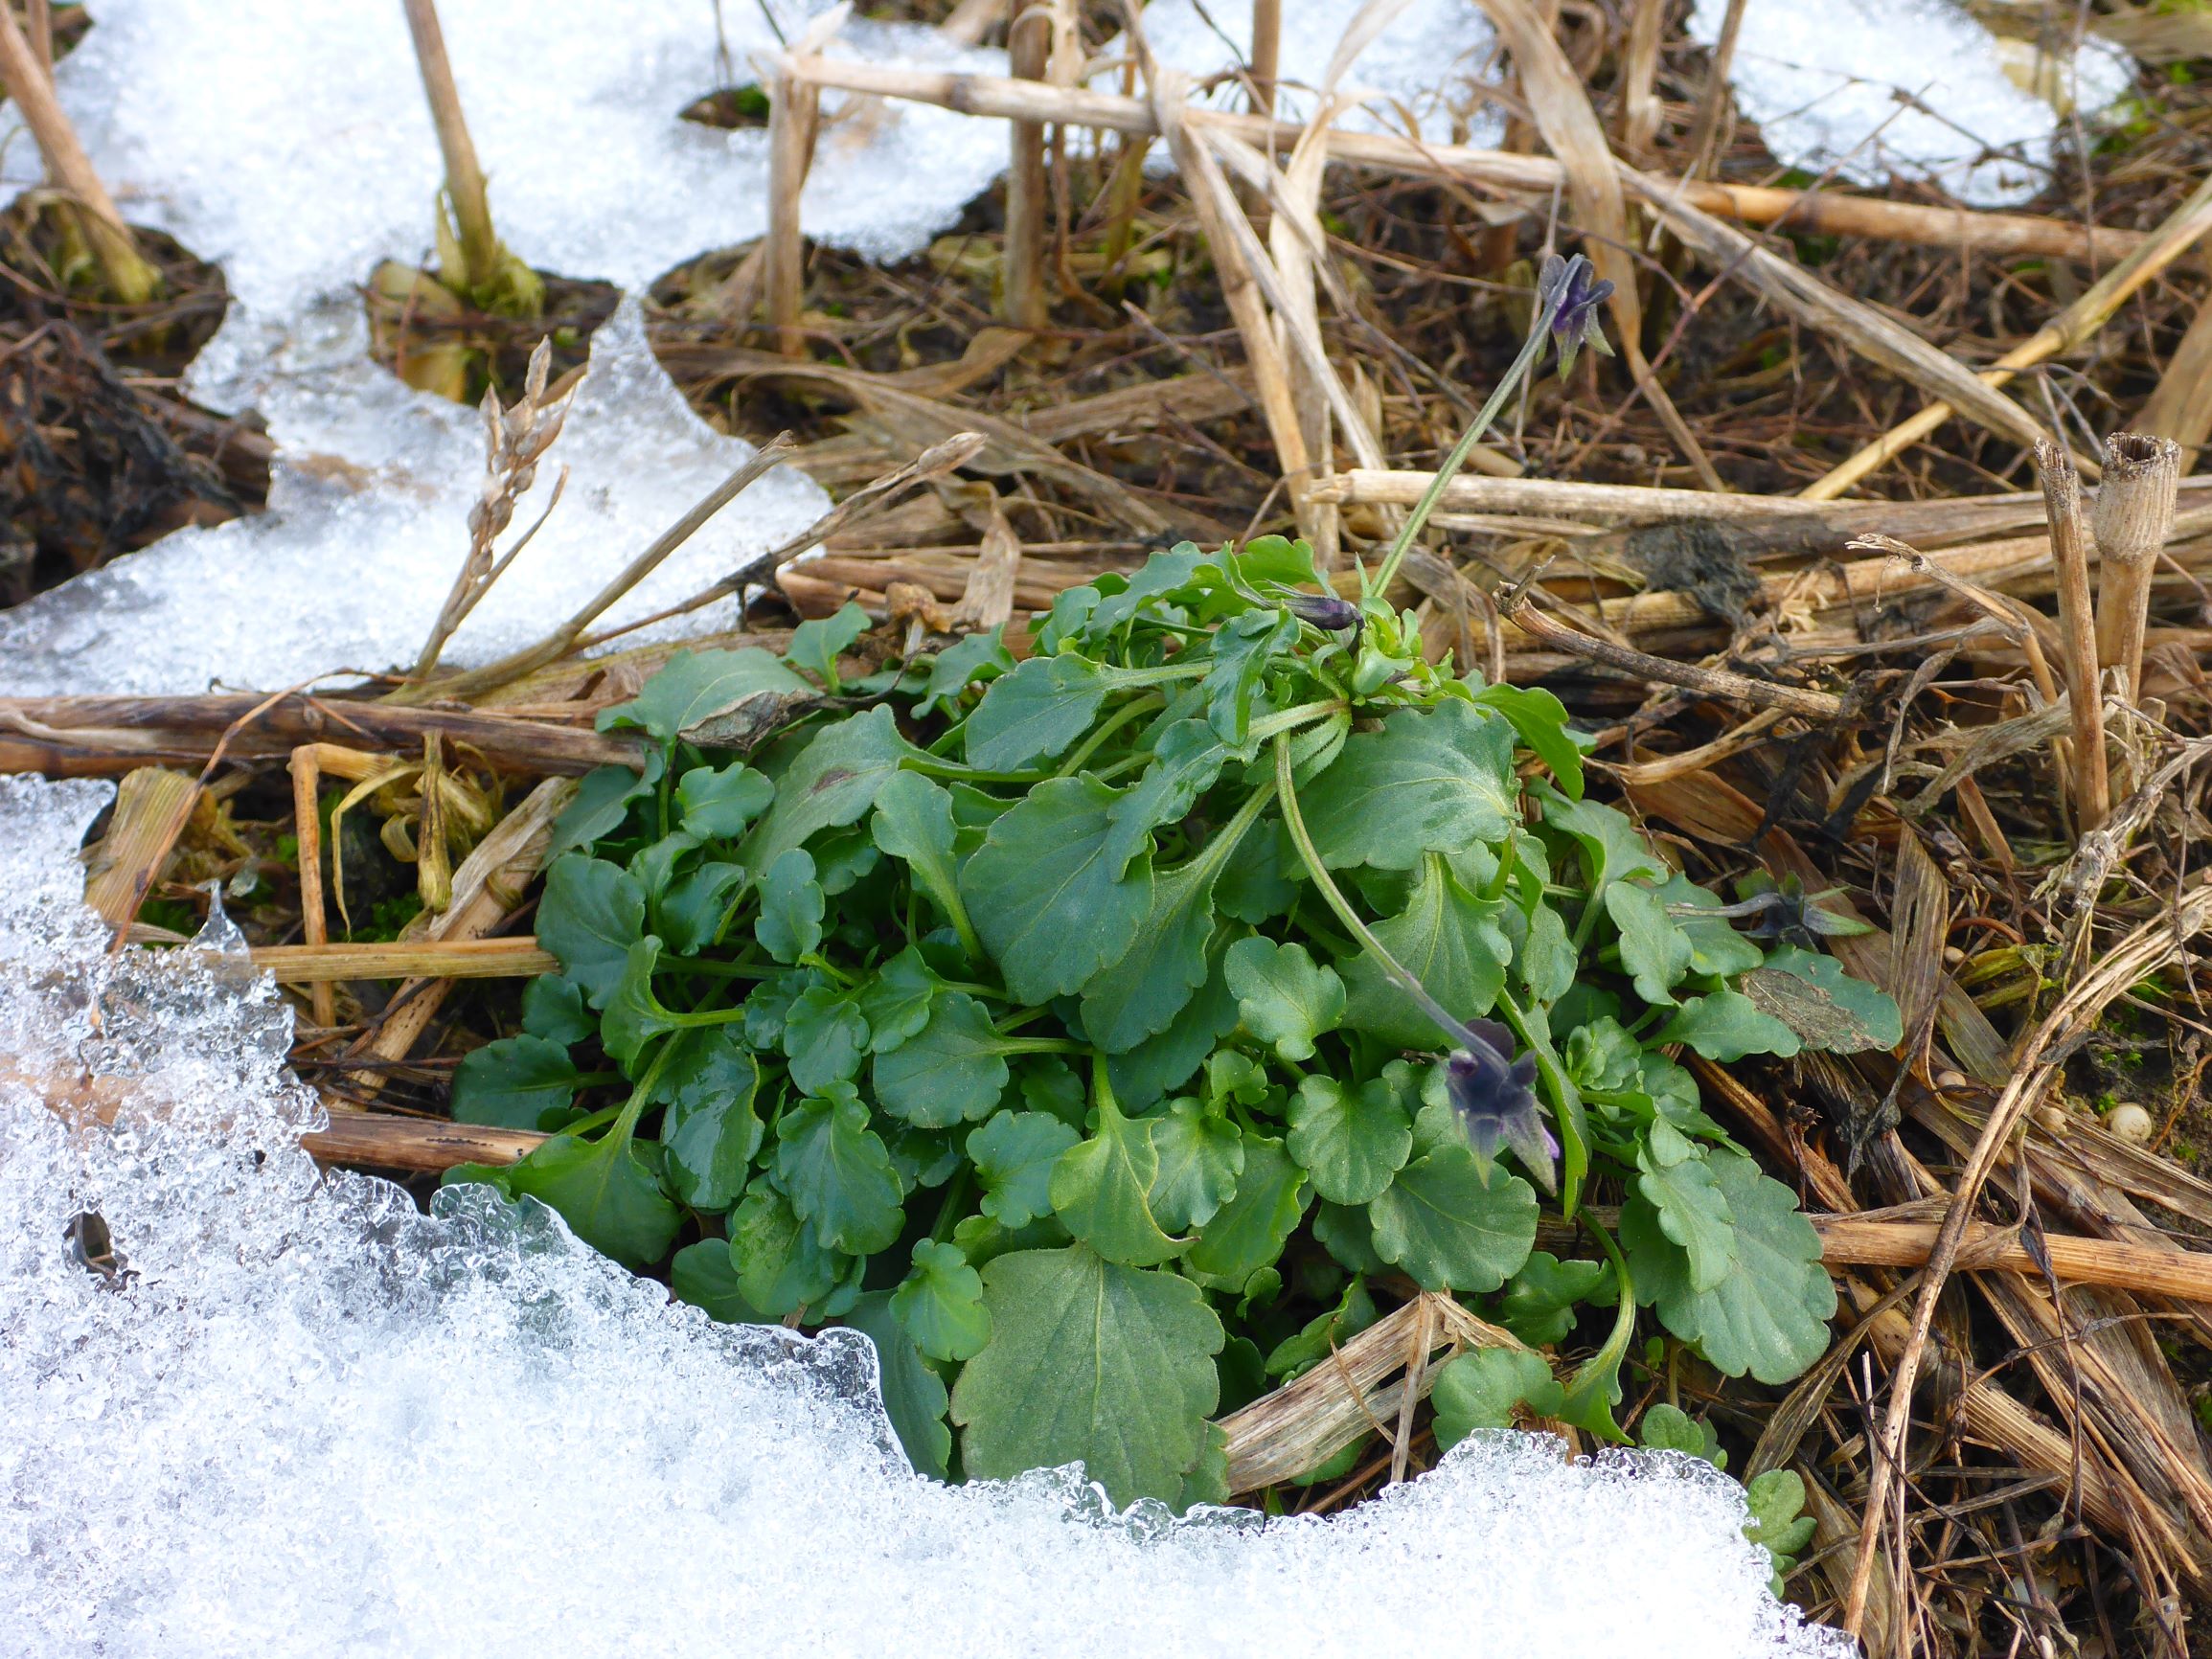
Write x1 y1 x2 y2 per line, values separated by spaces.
1270 733 1468 1046
1371 307 1557 598
1057 693 1161 778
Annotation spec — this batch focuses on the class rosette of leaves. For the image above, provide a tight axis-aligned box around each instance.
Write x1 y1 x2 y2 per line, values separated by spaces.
446 540 1899 1507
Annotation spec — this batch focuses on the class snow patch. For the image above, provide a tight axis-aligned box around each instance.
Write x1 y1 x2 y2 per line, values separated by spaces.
0 0 1015 694
1690 0 2133 207
0 775 1849 1659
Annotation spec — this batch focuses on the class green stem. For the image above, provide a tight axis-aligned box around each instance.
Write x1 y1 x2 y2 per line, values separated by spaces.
930 1166 975 1243
1057 693 1161 778
1271 733 1437 1019
993 1036 1091 1057
1371 314 1555 598
900 756 1051 786
1490 984 1586 1211
1558 1213 1637 1443
1247 697 1349 744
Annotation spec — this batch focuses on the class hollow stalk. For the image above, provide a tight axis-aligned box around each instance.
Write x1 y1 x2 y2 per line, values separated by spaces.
399 0 499 295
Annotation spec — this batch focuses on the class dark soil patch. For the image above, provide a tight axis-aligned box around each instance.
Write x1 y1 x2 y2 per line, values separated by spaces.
363 266 622 409
0 206 267 606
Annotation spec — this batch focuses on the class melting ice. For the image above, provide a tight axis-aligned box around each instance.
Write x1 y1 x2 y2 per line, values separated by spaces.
0 775 1848 1658
0 0 1016 694
1690 0 2132 207
1 8 1849 1648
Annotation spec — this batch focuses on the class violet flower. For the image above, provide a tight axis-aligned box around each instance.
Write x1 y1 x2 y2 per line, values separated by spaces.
1444 1017 1557 1195
1270 585 1361 635
1536 252 1615 376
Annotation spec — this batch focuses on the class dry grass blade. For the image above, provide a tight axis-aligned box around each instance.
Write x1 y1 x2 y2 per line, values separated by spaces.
252 937 558 983
405 434 798 703
2136 299 2212 469
1217 1292 1527 1493
335 776 574 1103
1498 589 1843 716
777 54 2151 261
80 766 199 928
1630 171 2055 462
1844 880 2212 1638
1805 170 2212 499
411 338 575 681
2039 438 2111 833
0 2 156 302
1469 0 1722 489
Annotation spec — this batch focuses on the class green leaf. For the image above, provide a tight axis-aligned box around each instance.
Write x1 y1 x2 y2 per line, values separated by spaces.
657 1028 762 1211
1606 880 1694 1007
1744 946 1904 1053
1497 1251 1609 1346
1340 852 1510 1048
1176 1423 1231 1514
1312 1199 1387 1274
782 986 869 1096
1104 718 1229 867
1202 608 1297 746
676 762 773 839
1470 681 1585 798
1367 1145 1536 1292
1185 1134 1309 1288
598 648 812 744
1049 1093 1187 1266
1563 1017 1642 1096
739 706 916 878
521 975 595 1046
671 1239 766 1325
627 830 699 901
536 853 645 1008
841 1290 952 1480
870 771 976 950
1288 1075 1413 1206
964 652 1110 770
773 1092 904 1255
1145 1098 1246 1231
1431 1347 1562 1451
873 990 1012 1127
1304 700 1516 871
785 601 870 689
1082 544 1207 637
1215 814 1296 924
600 936 674 1067
1654 990 1802 1061
1264 1278 1380 1378
1515 899 1575 1006
917 625 1014 716
727 1188 846 1316
503 1129 681 1270
969 1109 1083 1228
1745 1469 1817 1580
1223 936 1343 1062
1623 1148 1836 1384
653 859 745 957
1638 1402 1722 1466
890 1239 992 1362
1635 1121 1738 1294
1539 788 1668 891
1656 874 1766 977
1105 950 1241 1110
451 1034 581 1130
550 761 656 858
961 774 1153 1004
755 847 825 964
950 1245 1223 1506
1077 858 1220 1053
856 944 938 1055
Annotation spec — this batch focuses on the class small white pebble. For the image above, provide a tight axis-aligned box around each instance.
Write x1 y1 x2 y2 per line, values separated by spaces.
1934 1070 1970 1092
2108 1102 2155 1145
